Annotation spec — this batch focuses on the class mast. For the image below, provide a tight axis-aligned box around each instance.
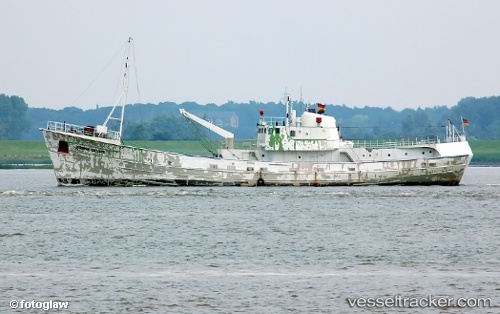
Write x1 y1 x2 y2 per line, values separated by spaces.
103 37 133 140
299 86 304 113
286 95 292 126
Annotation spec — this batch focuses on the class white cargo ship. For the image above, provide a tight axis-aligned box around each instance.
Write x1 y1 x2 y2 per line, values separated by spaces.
40 38 473 186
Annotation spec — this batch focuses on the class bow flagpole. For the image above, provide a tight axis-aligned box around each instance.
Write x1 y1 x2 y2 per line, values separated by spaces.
461 116 469 138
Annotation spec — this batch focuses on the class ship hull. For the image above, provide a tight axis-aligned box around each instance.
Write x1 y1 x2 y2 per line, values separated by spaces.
42 130 471 187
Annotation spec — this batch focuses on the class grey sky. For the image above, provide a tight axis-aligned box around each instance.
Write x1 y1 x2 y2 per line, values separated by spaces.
2 0 500 110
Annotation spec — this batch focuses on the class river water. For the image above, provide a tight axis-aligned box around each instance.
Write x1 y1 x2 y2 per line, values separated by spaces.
0 168 499 313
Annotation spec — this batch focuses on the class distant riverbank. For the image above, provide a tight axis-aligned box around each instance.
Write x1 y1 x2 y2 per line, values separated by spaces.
1 140 498 169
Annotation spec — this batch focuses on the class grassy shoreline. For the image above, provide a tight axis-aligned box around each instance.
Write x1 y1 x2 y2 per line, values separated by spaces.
1 140 498 168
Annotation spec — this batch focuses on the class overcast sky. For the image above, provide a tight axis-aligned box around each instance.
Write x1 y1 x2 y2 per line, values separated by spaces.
2 0 500 110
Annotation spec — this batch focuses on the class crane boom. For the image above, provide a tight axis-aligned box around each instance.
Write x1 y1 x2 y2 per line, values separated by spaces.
179 109 234 149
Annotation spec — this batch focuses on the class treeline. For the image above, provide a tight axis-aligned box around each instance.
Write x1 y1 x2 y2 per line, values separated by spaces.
1 93 500 141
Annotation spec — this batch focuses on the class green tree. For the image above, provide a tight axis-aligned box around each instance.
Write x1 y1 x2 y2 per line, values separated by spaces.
0 94 30 139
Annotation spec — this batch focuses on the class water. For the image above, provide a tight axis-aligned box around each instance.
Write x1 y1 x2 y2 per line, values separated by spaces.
1 168 499 313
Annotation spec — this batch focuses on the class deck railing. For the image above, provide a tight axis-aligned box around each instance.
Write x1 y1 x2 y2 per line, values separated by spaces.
261 117 288 126
46 121 121 141
350 137 439 149
348 121 466 149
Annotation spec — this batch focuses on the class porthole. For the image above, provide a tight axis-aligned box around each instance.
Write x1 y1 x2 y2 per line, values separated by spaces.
422 151 425 155
388 154 391 157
